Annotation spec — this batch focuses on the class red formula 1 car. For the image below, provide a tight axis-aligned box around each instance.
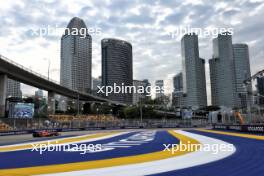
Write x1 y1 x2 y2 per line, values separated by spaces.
32 130 60 137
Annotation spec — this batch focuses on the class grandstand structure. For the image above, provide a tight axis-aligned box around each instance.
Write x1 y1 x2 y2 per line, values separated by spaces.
0 121 12 131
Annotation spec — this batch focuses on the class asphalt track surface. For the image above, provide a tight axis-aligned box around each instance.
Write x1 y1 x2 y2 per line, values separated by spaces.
0 129 263 176
0 131 179 169
150 130 264 176
0 130 121 145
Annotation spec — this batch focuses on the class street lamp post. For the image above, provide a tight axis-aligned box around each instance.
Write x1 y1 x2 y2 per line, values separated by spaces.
254 93 264 122
139 98 143 124
48 60 50 80
96 108 99 117
77 93 80 115
96 107 99 127
43 58 50 80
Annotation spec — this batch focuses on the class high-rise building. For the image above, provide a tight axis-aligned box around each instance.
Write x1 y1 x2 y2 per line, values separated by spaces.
257 77 264 105
181 34 207 108
34 89 46 113
233 44 252 108
155 80 164 99
6 79 22 98
209 33 237 107
35 89 44 98
133 80 144 104
60 17 92 93
172 72 184 107
173 72 183 92
142 79 151 99
101 38 133 104
92 76 102 91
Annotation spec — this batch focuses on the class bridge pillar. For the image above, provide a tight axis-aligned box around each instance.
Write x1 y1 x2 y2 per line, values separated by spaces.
48 91 55 115
0 74 7 117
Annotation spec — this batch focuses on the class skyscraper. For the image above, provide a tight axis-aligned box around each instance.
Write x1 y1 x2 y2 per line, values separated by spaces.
181 34 207 108
173 72 183 92
101 38 133 104
233 44 252 108
133 80 144 104
35 89 44 98
209 33 237 107
60 17 92 93
6 79 22 98
155 80 164 99
172 72 184 107
142 79 151 99
92 76 102 91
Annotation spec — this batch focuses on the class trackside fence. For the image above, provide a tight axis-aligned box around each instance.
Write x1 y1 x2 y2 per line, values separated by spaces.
0 118 208 136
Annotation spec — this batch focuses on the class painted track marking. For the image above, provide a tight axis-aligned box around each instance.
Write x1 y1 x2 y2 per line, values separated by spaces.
0 130 199 176
37 130 236 176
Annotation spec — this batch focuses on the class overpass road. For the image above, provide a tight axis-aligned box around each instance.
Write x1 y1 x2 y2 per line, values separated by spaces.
0 55 124 116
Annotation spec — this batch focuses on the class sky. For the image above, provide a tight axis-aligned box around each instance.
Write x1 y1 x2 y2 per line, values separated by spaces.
0 0 263 104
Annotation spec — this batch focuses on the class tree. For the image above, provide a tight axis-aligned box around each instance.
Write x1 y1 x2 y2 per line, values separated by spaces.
200 106 220 112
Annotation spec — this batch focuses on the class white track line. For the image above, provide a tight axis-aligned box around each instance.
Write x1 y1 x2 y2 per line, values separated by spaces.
37 130 236 176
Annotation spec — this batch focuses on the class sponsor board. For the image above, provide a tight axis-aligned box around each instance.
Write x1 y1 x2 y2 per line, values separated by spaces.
213 125 264 133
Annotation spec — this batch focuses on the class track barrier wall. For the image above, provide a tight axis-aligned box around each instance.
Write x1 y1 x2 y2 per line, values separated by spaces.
213 124 264 133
